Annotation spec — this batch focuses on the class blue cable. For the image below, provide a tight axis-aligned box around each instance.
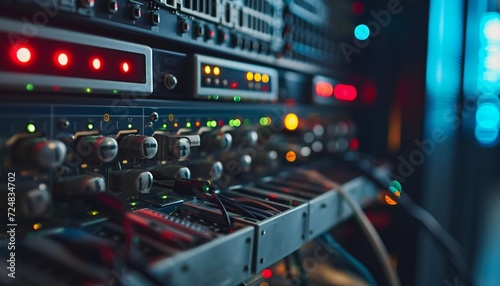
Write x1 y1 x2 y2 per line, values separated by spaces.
318 233 378 286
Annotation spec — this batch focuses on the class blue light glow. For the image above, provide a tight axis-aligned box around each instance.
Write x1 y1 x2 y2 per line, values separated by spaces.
475 13 500 146
475 125 499 145
476 103 500 128
354 25 370 41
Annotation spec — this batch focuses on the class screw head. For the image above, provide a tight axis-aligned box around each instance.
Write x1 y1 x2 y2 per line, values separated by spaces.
164 74 178 90
150 112 159 122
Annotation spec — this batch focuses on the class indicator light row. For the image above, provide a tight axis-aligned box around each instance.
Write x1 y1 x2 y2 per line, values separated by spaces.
315 81 357 101
24 116 279 133
13 46 131 73
204 65 221 76
246 72 270 83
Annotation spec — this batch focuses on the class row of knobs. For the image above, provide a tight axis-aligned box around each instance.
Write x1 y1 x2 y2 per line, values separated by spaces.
16 159 227 219
11 128 259 169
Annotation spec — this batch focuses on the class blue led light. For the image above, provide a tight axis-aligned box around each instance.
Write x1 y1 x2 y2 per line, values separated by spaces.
354 24 370 41
475 14 500 146
476 103 500 128
475 125 499 145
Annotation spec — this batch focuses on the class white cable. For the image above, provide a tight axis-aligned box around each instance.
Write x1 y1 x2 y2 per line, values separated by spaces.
298 169 400 286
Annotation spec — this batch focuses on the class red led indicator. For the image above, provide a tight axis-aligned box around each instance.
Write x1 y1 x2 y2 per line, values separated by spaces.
92 58 102 70
218 120 224 127
16 47 32 63
230 82 238 89
349 138 359 151
334 84 357 101
262 85 270 92
57 53 69 67
315 82 334 97
121 62 130 73
352 1 365 15
262 269 273 279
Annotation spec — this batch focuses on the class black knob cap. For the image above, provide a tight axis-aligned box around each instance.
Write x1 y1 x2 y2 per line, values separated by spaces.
14 137 67 168
110 169 153 194
119 135 158 159
76 136 118 163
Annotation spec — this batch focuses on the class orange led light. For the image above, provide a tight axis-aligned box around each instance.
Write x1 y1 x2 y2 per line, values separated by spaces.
286 151 297 162
384 191 400 205
262 74 269 83
315 82 334 97
384 195 397 205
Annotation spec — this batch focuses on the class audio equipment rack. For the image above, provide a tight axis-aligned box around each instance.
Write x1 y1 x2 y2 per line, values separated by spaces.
0 1 378 285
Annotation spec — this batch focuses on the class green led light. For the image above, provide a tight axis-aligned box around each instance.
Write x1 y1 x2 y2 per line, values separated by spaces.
113 90 118 94
260 117 267 126
229 119 234 127
27 123 36 133
87 123 94 130
244 119 251 125
26 83 34 91
86 88 92 93
234 96 241 102
214 95 219 100
210 120 217 128
206 121 211 127
203 183 210 192
233 119 241 127
129 201 138 206
127 123 133 129
161 195 168 199
186 122 192 128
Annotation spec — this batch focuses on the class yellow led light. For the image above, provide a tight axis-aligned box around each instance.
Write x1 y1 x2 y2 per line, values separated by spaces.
286 151 297 162
262 74 269 83
204 65 211 74
284 113 299 131
213 66 220 76
246 71 254 81
254 73 262 82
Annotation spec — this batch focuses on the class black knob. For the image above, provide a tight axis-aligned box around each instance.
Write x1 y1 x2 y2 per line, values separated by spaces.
200 130 232 152
14 137 67 168
54 174 106 197
185 160 223 180
226 128 258 148
109 169 153 194
148 165 191 180
76 136 118 163
154 134 199 160
119 135 158 159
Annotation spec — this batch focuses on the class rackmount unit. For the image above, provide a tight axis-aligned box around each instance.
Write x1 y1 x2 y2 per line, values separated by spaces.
0 1 377 285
